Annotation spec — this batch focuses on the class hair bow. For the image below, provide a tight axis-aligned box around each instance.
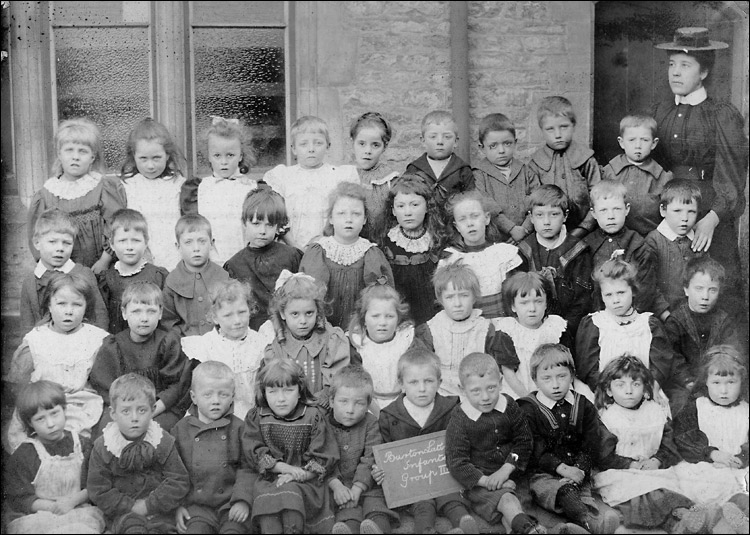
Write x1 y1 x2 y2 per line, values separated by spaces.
275 269 317 291
210 115 240 126
609 249 625 261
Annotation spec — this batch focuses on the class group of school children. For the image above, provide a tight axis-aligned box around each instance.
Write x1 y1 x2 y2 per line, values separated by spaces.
2 84 749 535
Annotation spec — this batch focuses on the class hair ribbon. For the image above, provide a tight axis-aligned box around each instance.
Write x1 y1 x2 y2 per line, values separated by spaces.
210 115 240 126
275 269 317 291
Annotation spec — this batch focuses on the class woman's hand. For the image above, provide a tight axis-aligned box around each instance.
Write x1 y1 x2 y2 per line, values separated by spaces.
691 211 719 252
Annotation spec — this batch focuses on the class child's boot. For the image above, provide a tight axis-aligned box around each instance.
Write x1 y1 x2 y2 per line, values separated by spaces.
459 514 479 534
333 521 353 534
549 523 590 534
359 519 383 534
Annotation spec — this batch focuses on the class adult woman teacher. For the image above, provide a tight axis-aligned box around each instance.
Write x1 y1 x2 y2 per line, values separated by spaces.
652 27 748 323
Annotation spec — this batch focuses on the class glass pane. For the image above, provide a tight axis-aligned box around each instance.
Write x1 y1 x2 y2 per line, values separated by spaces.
192 1 284 26
51 1 150 26
193 28 286 175
55 27 152 172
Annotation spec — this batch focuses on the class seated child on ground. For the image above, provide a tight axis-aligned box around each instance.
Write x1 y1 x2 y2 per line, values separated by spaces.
172 361 252 534
4 380 105 534
87 373 190 533
327 365 398 535
375 348 478 534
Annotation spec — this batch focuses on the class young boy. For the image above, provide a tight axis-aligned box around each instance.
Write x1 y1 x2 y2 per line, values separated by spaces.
526 96 601 238
644 180 705 318
21 208 108 333
415 263 499 397
600 114 673 236
405 110 474 206
98 208 169 334
517 185 593 338
89 281 192 433
446 352 553 534
517 344 620 533
263 115 359 250
327 365 397 535
583 180 661 316
172 361 252 534
223 187 303 331
161 213 230 336
87 373 190 533
472 113 540 244
665 257 745 387
376 348 478 534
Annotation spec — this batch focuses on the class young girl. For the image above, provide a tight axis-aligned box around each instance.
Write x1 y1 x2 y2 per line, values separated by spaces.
350 112 400 241
381 174 444 325
4 381 105 534
4 273 109 453
223 186 303 331
493 272 569 399
673 346 749 509
27 118 126 273
120 117 186 270
593 356 713 534
182 116 259 265
347 283 420 412
244 358 339 534
181 280 268 419
438 190 522 319
575 258 684 414
263 271 356 401
263 115 359 250
299 182 394 329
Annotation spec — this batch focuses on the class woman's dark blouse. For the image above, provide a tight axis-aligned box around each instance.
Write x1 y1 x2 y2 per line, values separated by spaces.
652 97 748 221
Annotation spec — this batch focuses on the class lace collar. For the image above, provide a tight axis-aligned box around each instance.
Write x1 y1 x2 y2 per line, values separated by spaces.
114 260 148 276
102 420 163 458
388 226 432 253
318 236 375 266
44 173 100 200
358 162 399 187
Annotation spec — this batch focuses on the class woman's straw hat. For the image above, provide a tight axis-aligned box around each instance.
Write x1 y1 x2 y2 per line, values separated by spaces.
655 27 728 51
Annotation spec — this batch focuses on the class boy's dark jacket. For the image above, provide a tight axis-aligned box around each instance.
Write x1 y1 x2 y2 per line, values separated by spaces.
378 392 460 442
405 153 474 204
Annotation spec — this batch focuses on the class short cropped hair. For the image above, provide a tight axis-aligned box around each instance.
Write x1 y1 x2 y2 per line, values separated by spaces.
110 373 157 408
660 179 702 208
290 115 330 145
458 352 501 384
589 180 628 208
619 114 658 138
110 208 149 242
192 361 235 389
52 118 105 176
501 272 549 318
478 113 516 145
329 365 374 404
16 380 67 436
421 110 457 135
120 281 163 309
432 261 481 301
537 96 576 127
241 186 289 228
683 256 726 288
397 348 442 383
33 208 79 240
530 343 576 381
175 213 213 242
527 184 570 213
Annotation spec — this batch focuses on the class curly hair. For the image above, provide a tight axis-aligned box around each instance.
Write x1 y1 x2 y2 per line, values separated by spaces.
347 283 412 338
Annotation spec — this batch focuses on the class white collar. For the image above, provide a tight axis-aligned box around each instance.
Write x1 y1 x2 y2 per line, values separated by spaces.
43 173 100 200
536 225 567 250
102 420 163 458
114 260 148 276
536 390 575 409
318 236 375 266
34 259 75 278
675 86 707 106
657 219 695 241
387 226 432 253
460 394 507 421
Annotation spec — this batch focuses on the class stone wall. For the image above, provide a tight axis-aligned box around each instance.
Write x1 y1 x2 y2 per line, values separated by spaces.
308 1 594 168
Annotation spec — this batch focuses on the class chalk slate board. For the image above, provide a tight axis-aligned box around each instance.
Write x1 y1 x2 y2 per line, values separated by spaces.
372 430 464 508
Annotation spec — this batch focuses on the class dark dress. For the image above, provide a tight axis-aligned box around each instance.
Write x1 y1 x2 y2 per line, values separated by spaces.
97 263 169 334
652 97 749 324
381 227 439 325
243 403 339 533
223 241 303 331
